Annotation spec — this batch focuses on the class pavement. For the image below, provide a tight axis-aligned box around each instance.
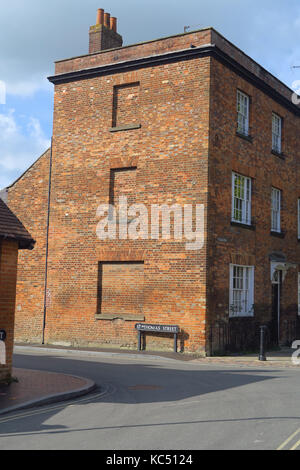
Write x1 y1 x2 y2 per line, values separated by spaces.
193 347 298 368
0 367 96 416
15 342 297 367
0 343 296 418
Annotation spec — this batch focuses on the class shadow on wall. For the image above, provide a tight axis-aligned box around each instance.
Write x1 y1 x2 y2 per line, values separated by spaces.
139 330 190 353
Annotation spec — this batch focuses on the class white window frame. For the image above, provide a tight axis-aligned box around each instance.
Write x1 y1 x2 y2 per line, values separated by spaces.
232 172 252 225
229 265 254 318
298 199 300 240
298 273 300 316
237 90 250 136
272 113 282 153
271 187 281 233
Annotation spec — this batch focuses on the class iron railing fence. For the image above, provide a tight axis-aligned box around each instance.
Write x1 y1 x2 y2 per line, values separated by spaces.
209 318 300 356
209 321 272 356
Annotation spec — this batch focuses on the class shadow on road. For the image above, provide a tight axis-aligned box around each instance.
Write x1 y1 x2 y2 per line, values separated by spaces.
0 352 287 438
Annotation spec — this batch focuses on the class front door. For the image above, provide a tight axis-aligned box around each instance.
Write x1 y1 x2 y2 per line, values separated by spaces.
271 270 282 345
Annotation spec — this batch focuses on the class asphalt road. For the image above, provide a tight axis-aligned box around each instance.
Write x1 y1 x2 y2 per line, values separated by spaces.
0 348 300 450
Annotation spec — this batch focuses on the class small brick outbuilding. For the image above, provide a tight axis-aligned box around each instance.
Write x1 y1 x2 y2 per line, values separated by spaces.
0 199 34 381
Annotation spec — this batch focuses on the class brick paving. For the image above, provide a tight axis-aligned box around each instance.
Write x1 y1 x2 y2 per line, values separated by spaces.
0 368 95 415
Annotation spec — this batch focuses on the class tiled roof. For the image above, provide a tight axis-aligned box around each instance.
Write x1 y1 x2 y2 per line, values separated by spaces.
0 198 35 250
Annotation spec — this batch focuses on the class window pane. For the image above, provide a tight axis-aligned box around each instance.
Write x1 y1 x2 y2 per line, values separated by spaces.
230 265 254 317
271 188 281 232
237 91 249 136
232 172 251 225
272 113 282 153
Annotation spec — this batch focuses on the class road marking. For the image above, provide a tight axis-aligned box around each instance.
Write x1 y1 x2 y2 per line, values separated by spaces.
277 428 300 450
0 384 116 426
290 439 300 451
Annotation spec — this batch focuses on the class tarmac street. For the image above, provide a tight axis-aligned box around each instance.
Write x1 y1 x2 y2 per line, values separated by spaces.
0 347 300 450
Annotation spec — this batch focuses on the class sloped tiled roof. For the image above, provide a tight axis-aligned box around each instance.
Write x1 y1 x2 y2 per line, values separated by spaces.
0 198 35 250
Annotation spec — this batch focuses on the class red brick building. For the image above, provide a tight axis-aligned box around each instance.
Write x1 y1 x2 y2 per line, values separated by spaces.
3 10 300 354
0 199 34 381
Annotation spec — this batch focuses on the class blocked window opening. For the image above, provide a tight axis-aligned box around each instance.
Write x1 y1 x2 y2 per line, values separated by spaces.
97 262 144 318
112 82 140 128
109 167 137 207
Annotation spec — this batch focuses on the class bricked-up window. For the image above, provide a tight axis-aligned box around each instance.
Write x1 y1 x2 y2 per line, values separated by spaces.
97 262 144 318
229 265 254 317
272 113 282 153
237 90 250 136
109 167 137 207
112 83 140 128
271 188 281 233
232 172 252 225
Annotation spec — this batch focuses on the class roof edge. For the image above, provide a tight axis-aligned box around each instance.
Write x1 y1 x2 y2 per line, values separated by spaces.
0 234 36 250
48 44 300 117
54 27 213 64
4 147 51 191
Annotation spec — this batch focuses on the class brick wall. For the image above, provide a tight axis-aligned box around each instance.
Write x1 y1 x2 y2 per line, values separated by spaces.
8 54 210 353
97 262 144 318
0 240 19 381
55 29 213 75
7 149 51 344
112 83 140 128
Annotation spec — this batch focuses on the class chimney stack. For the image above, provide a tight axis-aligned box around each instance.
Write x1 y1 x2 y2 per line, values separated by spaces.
89 9 123 54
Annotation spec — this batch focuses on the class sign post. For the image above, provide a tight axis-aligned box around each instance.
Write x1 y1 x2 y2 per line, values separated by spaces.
135 324 180 353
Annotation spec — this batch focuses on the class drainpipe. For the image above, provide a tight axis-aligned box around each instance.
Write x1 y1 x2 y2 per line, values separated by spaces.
42 139 53 344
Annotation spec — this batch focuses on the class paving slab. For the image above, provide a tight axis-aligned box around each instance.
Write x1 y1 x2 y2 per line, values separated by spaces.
14 343 299 368
0 368 96 416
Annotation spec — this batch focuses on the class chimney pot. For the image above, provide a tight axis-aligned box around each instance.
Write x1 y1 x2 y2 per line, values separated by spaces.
96 9 104 25
104 12 110 28
110 17 117 32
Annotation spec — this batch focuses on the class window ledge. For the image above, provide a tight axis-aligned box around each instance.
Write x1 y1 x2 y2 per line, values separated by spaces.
95 314 145 321
271 149 285 160
109 124 141 133
236 131 253 143
231 221 256 231
270 230 285 239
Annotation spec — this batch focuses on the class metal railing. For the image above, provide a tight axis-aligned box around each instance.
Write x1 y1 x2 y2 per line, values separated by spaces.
209 318 300 356
209 320 272 356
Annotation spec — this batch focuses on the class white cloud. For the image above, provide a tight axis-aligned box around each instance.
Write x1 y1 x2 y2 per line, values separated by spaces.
5 77 51 98
0 110 50 187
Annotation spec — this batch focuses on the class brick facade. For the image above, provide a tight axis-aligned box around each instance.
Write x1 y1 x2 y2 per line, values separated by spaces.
5 20 300 354
0 200 34 380
0 240 19 381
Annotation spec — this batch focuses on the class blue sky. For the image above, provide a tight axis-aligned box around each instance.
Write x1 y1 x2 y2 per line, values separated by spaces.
0 0 300 188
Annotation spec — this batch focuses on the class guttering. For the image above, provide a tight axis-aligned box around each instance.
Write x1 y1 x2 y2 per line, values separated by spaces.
42 139 53 345
0 235 35 250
